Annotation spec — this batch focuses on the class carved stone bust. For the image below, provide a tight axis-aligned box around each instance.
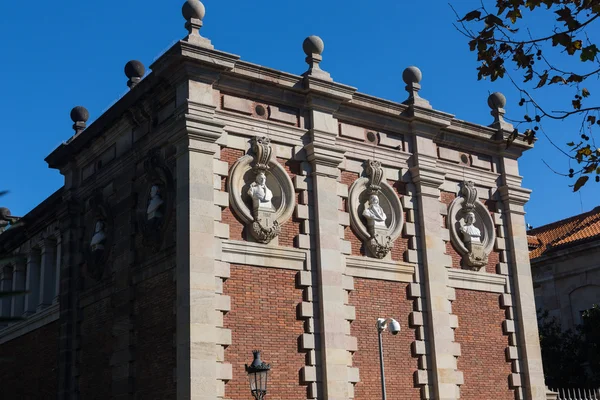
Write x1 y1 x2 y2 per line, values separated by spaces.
248 172 274 212
362 194 387 229
147 185 164 220
460 211 481 244
90 220 106 252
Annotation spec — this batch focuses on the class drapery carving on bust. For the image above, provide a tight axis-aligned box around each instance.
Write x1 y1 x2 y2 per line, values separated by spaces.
447 180 496 271
348 160 404 259
228 136 295 244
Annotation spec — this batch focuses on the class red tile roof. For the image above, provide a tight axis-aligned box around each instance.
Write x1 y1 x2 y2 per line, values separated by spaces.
528 206 600 260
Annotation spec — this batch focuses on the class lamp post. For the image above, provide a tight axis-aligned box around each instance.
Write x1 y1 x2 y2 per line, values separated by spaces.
245 350 271 400
377 317 401 400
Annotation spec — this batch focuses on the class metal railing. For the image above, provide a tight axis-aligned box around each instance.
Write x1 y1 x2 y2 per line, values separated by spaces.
551 388 600 399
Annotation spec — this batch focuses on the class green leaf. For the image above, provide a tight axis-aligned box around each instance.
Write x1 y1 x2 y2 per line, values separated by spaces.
461 10 482 22
567 142 575 146
507 9 522 23
582 88 591 97
587 116 596 125
574 175 589 192
581 44 599 62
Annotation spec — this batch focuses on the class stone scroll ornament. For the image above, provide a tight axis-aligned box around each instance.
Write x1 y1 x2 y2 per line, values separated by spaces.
447 181 496 271
138 147 175 251
228 136 295 244
84 192 113 281
348 160 404 259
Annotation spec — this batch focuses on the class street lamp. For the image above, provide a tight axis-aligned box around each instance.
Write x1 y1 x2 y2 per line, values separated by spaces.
377 317 401 400
245 350 271 400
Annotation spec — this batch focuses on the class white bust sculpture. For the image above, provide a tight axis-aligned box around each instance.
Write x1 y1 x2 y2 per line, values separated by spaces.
147 185 164 220
90 220 106 252
460 212 482 244
362 194 387 228
248 172 274 211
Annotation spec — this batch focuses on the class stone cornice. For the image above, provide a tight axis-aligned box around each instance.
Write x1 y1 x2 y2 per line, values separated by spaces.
344 255 414 282
220 240 308 271
0 303 59 344
447 268 508 293
530 236 600 265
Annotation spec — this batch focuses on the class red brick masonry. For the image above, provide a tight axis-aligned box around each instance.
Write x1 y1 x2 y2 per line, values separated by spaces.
453 289 513 400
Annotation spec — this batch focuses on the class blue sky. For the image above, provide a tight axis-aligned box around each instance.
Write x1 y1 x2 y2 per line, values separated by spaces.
0 0 598 228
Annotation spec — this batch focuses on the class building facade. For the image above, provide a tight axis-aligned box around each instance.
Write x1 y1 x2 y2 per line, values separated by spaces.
529 207 600 331
0 1 549 399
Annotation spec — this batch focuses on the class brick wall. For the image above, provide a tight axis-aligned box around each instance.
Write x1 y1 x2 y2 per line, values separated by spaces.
79 297 113 399
349 278 420 400
220 148 301 247
134 268 176 399
223 264 306 400
0 320 59 399
440 191 499 273
453 289 513 400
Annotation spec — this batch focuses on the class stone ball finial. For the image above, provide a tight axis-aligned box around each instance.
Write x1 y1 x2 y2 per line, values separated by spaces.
488 92 507 109
182 0 206 21
402 66 422 85
124 60 145 80
303 35 325 56
70 106 89 124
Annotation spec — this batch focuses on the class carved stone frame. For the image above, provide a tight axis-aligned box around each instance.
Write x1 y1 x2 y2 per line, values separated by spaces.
447 181 496 271
348 161 404 258
137 147 175 251
227 136 295 243
83 192 113 281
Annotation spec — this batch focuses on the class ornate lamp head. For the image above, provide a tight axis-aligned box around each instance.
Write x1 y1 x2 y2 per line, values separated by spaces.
245 350 271 400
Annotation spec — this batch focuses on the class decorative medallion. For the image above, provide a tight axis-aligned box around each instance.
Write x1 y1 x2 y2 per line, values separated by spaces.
84 192 113 280
228 136 295 244
447 181 496 271
348 160 404 259
138 147 174 251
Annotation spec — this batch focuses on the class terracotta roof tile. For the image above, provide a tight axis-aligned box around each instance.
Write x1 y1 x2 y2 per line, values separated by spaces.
528 206 600 260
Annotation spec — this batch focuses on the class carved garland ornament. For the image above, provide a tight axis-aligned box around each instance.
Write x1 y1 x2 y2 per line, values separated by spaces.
348 160 404 259
228 136 295 244
447 181 496 271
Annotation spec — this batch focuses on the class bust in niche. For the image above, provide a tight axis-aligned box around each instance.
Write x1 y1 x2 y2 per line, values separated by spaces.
147 185 164 220
460 211 482 244
90 220 106 252
248 172 274 212
362 194 387 228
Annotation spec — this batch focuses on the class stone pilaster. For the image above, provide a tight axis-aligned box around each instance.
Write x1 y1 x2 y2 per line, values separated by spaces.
23 249 41 316
409 120 460 400
498 157 546 400
172 75 231 400
0 265 13 320
10 257 26 318
304 89 356 400
57 192 83 400
54 237 62 304
38 239 57 310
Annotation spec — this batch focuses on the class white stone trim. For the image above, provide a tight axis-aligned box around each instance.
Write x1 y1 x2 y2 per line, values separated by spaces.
0 303 59 344
447 269 507 293
220 240 308 270
344 256 414 282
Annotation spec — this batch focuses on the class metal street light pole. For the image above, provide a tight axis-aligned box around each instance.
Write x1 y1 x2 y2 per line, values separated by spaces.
377 317 401 400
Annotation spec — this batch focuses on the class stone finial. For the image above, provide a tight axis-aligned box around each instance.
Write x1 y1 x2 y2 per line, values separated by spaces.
181 0 213 49
402 66 431 109
70 106 89 135
302 35 331 81
488 92 513 131
124 60 145 89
